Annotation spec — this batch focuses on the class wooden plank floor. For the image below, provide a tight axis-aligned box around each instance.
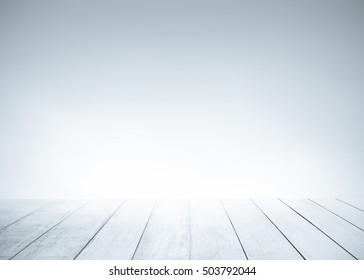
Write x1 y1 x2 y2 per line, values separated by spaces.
0 200 53 230
0 199 363 260
190 199 247 260
133 199 189 260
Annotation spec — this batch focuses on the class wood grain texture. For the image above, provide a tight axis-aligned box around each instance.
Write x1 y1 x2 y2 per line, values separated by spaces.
0 200 87 259
190 199 246 260
0 199 363 260
337 198 364 212
282 199 364 259
310 198 364 230
253 199 354 260
77 199 155 260
222 199 303 260
0 200 52 230
133 199 189 260
13 200 122 260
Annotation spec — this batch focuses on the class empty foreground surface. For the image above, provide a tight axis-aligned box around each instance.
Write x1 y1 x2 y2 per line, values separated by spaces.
0 198 363 260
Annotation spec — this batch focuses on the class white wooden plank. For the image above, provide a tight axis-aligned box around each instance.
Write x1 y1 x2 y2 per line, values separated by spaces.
0 200 52 230
310 198 364 230
253 199 354 259
76 199 155 260
13 200 122 260
190 199 246 260
222 199 303 260
337 198 364 212
0 200 87 259
133 199 189 260
282 199 364 259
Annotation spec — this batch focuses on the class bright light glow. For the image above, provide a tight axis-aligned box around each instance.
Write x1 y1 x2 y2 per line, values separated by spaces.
1 0 363 198
2 99 341 198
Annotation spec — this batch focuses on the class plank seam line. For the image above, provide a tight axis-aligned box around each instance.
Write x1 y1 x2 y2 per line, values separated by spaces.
188 199 191 260
251 199 306 260
74 200 127 260
220 199 249 260
0 199 59 232
279 199 358 260
10 200 90 260
308 199 364 232
131 199 158 260
335 198 364 213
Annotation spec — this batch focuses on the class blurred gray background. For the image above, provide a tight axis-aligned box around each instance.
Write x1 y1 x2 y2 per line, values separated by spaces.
0 0 363 198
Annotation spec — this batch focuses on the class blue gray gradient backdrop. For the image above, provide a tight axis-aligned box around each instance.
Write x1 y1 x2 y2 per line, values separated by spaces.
1 0 363 198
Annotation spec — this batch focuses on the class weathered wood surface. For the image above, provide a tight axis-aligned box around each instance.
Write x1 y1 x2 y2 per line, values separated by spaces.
190 199 247 260
281 199 364 259
0 199 52 230
337 198 364 212
12 200 122 260
77 199 155 260
0 199 363 260
133 200 189 260
253 199 355 260
222 199 303 260
309 198 364 230
0 200 87 259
